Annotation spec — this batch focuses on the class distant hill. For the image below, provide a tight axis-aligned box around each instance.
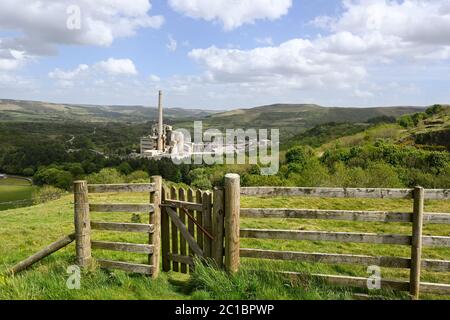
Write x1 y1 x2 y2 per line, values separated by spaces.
0 99 215 122
316 105 450 152
204 103 425 140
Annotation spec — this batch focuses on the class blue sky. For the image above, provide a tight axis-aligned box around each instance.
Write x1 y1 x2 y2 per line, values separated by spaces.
0 0 449 109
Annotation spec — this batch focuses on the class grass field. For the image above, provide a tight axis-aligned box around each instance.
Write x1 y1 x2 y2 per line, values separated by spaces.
0 177 37 211
0 192 449 300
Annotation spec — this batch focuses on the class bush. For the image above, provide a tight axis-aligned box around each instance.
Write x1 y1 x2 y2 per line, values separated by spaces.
286 146 313 165
118 162 133 175
426 104 444 116
22 167 35 176
87 168 124 184
33 167 73 190
33 185 66 204
191 177 213 190
125 170 149 183
397 115 414 128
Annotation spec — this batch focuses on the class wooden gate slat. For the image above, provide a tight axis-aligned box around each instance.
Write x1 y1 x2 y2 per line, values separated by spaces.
187 188 195 272
170 186 179 272
161 186 171 272
196 190 204 252
203 191 213 258
179 188 188 273
166 207 204 257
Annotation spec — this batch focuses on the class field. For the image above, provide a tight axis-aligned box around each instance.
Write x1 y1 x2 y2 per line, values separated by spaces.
0 191 449 300
0 177 36 211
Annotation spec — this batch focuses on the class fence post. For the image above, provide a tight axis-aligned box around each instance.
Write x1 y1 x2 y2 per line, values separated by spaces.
212 187 225 269
74 180 91 267
161 185 170 272
150 176 162 278
410 186 424 299
224 174 240 274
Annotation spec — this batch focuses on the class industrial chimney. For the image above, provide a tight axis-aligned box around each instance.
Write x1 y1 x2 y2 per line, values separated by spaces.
157 90 164 152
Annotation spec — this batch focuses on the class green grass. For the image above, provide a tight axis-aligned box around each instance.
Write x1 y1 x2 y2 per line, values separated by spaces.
0 177 37 211
0 193 449 300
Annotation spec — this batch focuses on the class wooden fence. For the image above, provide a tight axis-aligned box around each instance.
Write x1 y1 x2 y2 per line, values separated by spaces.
160 185 224 272
233 181 450 299
68 173 450 300
74 177 162 278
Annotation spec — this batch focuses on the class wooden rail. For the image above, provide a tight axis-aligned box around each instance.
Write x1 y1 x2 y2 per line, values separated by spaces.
88 183 155 193
91 241 154 254
281 272 450 295
240 208 450 224
9 233 75 275
241 187 450 200
235 183 450 299
240 228 450 247
89 203 154 213
240 248 450 271
91 221 154 233
97 259 154 275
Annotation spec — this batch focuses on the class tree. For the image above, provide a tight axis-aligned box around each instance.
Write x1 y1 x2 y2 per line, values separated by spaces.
118 161 133 175
397 115 414 128
286 146 313 165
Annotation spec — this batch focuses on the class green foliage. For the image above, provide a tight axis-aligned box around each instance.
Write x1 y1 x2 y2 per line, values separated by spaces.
64 163 84 178
286 146 313 166
86 168 124 184
426 104 444 116
118 162 133 175
22 167 35 176
397 114 414 128
125 170 149 183
32 185 66 204
33 168 73 190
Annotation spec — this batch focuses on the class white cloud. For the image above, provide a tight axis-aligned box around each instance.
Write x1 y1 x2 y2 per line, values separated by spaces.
95 58 137 75
186 0 450 106
167 35 178 52
48 58 138 92
149 74 161 82
168 0 292 30
255 37 274 46
49 64 89 80
0 0 164 58
314 0 450 60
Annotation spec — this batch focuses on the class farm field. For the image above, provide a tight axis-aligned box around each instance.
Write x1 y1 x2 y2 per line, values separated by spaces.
0 177 37 211
0 192 449 300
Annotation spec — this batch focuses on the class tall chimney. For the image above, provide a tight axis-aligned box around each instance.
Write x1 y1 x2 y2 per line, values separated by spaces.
157 90 163 151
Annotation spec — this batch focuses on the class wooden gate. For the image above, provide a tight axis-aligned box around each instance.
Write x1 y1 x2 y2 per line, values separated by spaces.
161 185 225 273
73 176 162 278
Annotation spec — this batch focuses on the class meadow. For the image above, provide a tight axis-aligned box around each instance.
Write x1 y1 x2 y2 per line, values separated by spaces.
0 191 449 300
0 177 37 211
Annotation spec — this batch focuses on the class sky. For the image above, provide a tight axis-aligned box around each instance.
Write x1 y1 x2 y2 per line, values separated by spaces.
0 0 450 110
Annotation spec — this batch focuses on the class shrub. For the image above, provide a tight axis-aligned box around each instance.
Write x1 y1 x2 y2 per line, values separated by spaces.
22 167 35 176
118 162 133 175
33 167 73 190
397 115 414 128
285 146 313 169
33 185 66 204
125 170 149 183
87 168 124 184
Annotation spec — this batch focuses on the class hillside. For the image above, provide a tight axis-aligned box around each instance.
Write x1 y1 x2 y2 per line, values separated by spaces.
317 105 450 152
0 99 215 123
204 104 424 140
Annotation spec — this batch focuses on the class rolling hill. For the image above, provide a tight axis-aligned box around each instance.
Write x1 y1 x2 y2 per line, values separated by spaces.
0 99 215 122
201 104 424 141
